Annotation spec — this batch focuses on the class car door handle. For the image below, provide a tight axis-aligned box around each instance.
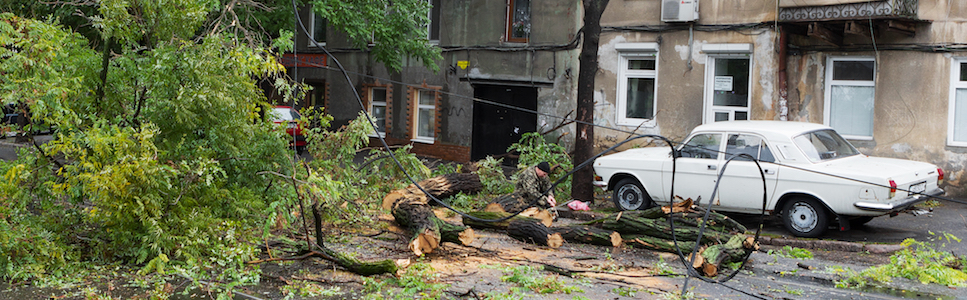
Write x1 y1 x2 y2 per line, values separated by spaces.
764 169 775 175
707 165 717 170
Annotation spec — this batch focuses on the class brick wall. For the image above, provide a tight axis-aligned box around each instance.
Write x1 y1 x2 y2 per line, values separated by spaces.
369 137 471 163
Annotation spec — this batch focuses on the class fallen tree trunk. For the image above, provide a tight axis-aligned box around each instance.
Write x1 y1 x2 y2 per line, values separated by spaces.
392 202 440 256
698 235 755 277
624 234 697 254
566 198 757 277
382 173 482 210
550 225 622 247
599 214 731 245
462 211 546 230
392 201 474 256
463 211 562 248
507 219 563 248
384 173 481 256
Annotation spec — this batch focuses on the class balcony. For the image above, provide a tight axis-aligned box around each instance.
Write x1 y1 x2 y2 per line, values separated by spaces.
779 0 918 22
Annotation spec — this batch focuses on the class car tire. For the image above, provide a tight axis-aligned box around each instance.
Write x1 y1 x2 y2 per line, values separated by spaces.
612 178 652 211
781 197 828 238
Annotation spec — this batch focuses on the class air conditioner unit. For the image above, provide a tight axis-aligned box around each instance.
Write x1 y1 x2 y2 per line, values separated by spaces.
662 0 699 23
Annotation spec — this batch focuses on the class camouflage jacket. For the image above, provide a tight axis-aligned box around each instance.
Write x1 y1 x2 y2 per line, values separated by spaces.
515 166 552 207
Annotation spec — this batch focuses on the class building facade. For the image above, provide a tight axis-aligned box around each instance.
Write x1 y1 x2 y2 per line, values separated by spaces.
594 0 966 196
286 0 581 164
287 0 966 195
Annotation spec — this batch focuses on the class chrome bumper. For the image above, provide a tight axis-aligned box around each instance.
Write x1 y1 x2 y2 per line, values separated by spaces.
854 188 945 212
593 180 608 188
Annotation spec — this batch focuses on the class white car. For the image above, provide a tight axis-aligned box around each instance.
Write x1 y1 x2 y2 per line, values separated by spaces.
593 121 945 237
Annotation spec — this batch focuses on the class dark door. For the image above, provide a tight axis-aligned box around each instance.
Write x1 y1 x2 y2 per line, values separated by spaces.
471 84 538 163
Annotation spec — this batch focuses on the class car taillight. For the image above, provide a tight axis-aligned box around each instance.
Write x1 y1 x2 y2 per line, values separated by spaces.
938 168 945 185
889 179 897 198
594 174 602 181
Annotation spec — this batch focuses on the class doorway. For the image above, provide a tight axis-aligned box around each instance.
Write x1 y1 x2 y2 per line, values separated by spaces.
471 84 538 163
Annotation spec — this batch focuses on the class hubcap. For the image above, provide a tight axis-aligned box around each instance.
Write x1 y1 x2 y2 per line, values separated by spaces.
789 202 818 233
617 185 641 209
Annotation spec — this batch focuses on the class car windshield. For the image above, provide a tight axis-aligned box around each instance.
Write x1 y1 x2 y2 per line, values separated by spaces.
793 129 859 162
271 108 301 121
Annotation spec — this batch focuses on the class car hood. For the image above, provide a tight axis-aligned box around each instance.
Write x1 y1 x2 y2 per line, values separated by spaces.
812 155 938 184
596 147 672 163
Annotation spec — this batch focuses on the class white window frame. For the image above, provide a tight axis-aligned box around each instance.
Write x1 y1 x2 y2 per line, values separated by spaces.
701 44 753 124
615 43 659 127
368 87 388 137
427 0 440 44
824 56 876 140
310 10 327 47
949 57 967 147
412 89 437 143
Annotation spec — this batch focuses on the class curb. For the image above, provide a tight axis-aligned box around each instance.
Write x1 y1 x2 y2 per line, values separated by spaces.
759 236 907 254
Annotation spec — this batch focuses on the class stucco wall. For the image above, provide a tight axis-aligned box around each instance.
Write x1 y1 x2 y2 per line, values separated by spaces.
593 28 778 151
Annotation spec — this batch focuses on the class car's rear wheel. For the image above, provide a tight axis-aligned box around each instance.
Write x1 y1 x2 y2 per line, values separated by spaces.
781 197 828 237
612 178 652 211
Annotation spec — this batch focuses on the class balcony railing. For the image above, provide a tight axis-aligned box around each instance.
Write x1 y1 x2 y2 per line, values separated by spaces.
779 0 918 22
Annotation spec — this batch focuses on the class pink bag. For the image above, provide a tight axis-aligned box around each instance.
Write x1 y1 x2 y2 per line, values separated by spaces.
567 200 590 211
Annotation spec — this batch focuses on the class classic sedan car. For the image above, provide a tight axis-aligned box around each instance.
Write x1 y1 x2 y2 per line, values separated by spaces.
593 121 945 237
270 106 306 151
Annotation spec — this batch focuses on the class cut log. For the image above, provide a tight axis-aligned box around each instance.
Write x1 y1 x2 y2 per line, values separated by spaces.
392 202 440 256
551 225 622 247
506 218 563 248
491 193 530 213
382 173 482 210
698 235 752 277
436 218 475 246
463 211 545 231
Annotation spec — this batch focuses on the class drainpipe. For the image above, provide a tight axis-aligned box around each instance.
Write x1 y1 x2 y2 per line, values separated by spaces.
778 26 789 121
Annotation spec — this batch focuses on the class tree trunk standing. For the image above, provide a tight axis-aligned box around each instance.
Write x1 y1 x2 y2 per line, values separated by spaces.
572 0 610 203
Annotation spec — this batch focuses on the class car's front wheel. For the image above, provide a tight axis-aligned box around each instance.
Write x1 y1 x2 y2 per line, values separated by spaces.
612 178 652 211
781 197 828 237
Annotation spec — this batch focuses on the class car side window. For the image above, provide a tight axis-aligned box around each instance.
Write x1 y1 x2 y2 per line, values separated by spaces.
681 133 721 159
724 134 776 163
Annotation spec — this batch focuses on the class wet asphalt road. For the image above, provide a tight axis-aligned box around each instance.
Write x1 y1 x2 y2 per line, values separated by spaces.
725 197 967 255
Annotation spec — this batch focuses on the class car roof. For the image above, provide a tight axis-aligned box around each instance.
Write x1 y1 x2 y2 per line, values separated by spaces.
691 121 832 137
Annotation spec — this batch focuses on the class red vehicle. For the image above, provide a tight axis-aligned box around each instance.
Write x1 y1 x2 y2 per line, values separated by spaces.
271 106 306 151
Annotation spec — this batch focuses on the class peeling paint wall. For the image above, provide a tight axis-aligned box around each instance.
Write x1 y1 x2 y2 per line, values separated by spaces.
595 0 779 151
784 0 967 195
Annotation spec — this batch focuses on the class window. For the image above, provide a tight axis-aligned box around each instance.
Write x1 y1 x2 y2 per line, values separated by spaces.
427 0 441 43
311 10 327 46
793 129 860 162
702 44 753 123
949 58 967 146
725 134 775 163
615 43 659 126
505 0 530 43
365 86 391 136
824 57 875 139
411 88 440 142
306 81 327 109
679 133 722 159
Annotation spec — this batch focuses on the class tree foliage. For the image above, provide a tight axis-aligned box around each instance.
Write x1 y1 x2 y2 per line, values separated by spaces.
0 0 447 295
0 3 292 286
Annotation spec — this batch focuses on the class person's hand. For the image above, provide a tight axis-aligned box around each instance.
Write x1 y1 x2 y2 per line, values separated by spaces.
547 195 556 208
